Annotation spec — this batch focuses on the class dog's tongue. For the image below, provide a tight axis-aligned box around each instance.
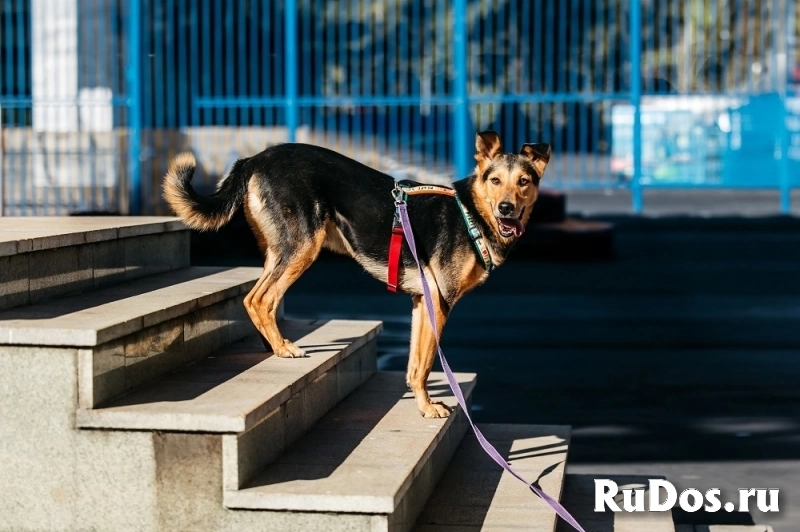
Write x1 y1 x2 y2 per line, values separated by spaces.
499 218 524 237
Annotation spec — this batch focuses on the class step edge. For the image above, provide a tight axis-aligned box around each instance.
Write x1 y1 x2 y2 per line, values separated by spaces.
239 323 381 432
223 490 397 514
76 409 249 433
416 423 572 532
224 373 476 514
76 320 384 433
0 217 186 258
0 266 260 347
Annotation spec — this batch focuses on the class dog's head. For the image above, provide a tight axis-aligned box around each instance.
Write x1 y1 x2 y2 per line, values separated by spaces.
471 130 551 240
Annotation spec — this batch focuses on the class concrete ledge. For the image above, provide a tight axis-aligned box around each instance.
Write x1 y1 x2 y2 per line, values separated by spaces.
416 424 571 532
77 319 383 433
0 217 190 311
222 338 377 490
0 217 185 257
225 371 475 521
0 266 259 346
676 526 773 532
78 294 254 408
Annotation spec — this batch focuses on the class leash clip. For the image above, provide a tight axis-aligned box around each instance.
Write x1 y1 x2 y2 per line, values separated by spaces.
391 183 407 205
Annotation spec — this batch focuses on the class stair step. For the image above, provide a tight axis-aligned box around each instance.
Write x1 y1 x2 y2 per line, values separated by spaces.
77 319 382 433
556 474 675 532
676 526 773 532
415 423 570 532
0 216 189 311
225 371 476 532
0 266 260 347
0 266 261 407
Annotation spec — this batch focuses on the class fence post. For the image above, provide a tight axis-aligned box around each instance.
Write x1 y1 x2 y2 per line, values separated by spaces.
285 0 298 143
778 0 792 214
453 0 470 181
127 0 142 215
630 0 643 214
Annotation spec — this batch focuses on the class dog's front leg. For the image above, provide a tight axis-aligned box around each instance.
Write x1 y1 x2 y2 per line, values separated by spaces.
407 294 452 418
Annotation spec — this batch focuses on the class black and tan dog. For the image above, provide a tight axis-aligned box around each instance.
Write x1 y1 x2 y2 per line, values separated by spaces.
163 131 550 418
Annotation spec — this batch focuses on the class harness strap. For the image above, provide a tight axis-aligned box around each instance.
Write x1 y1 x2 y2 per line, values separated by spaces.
386 181 493 293
387 223 404 293
402 185 456 197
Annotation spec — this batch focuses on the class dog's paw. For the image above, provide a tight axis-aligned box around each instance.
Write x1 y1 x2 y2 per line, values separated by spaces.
419 401 452 419
274 340 307 358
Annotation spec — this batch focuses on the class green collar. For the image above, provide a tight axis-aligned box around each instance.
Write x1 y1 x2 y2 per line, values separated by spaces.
453 193 494 272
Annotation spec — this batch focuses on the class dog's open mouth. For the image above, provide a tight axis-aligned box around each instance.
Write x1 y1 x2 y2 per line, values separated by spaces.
497 217 524 238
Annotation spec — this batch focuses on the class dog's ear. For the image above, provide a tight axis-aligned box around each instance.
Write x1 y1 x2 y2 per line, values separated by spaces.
520 143 551 177
475 130 503 173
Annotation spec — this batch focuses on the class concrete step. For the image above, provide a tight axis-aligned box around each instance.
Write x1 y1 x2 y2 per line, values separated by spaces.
0 266 261 407
79 319 381 496
225 371 476 532
0 316 381 532
556 474 675 532
77 319 381 433
0 216 190 311
414 424 571 532
676 526 773 532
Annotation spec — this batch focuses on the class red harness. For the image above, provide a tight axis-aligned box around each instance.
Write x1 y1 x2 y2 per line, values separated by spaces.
387 223 405 293
386 184 457 293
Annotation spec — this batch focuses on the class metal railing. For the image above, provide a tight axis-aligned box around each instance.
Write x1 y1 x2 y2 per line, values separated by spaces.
0 0 798 215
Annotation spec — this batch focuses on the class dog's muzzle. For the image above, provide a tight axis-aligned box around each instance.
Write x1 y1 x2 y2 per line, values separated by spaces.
496 211 524 238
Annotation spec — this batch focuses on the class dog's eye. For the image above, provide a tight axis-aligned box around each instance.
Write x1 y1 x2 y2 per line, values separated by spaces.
518 177 530 186
490 177 501 185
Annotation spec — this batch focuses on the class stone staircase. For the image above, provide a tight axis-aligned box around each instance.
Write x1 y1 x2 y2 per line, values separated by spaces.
0 217 772 532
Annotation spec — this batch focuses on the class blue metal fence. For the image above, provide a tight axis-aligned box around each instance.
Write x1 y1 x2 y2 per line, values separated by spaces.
1 0 798 215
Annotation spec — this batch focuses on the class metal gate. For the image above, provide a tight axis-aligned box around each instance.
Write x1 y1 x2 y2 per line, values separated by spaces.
0 0 139 215
1 0 798 215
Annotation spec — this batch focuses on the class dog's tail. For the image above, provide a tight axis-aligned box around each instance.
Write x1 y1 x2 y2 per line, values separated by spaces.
162 152 249 232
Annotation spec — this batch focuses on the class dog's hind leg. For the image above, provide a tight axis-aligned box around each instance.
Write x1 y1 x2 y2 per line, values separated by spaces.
243 252 279 351
249 228 326 358
407 293 452 418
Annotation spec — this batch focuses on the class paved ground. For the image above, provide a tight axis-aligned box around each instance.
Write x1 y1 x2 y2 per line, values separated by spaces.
566 189 800 217
197 213 800 531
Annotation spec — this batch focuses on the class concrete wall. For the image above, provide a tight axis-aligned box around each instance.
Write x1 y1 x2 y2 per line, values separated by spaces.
1 126 453 215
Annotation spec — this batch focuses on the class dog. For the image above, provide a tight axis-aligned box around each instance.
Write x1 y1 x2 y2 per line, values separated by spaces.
163 131 551 418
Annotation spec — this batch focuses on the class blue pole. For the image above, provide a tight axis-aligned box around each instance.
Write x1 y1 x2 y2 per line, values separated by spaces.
453 0 470 180
285 0 298 143
780 101 790 214
778 0 792 214
630 0 643 214
127 0 142 215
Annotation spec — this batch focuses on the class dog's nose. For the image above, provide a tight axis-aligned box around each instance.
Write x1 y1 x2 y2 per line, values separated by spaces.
498 202 514 216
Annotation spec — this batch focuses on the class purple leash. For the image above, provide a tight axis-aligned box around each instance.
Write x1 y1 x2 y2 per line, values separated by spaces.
397 203 586 532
